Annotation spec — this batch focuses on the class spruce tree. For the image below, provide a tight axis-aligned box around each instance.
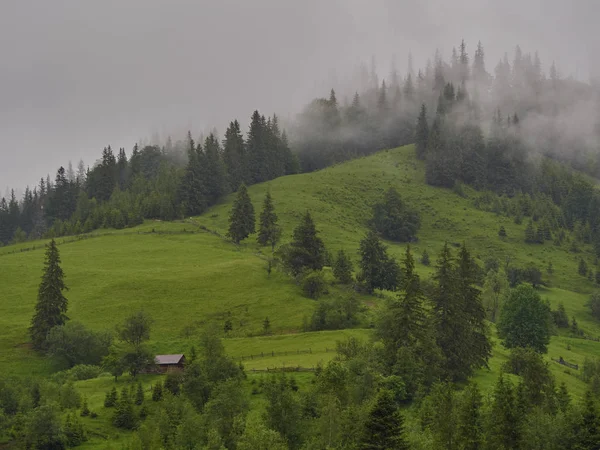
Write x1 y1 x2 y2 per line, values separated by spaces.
360 390 409 450
113 388 136 429
358 231 400 293
135 382 144 405
487 375 521 449
455 383 483 450
333 250 354 284
203 133 229 205
30 239 69 350
227 184 255 244
179 133 207 216
283 212 326 275
415 104 429 160
257 191 281 252
456 244 492 379
525 220 536 243
223 120 247 190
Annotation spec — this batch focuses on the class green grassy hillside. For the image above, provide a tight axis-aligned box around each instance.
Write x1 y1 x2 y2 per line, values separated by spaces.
1 144 599 447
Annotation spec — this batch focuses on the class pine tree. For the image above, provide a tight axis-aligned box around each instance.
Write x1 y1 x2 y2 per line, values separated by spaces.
113 388 136 429
223 120 247 190
104 387 118 407
358 231 400 293
574 391 600 449
151 382 163 402
333 250 354 284
360 390 409 450
227 184 255 244
415 104 429 160
179 133 207 216
579 258 589 276
455 383 483 450
135 382 144 405
203 133 229 205
456 244 492 378
525 220 536 243
257 191 281 252
246 111 268 183
30 239 69 350
487 375 521 449
283 212 326 275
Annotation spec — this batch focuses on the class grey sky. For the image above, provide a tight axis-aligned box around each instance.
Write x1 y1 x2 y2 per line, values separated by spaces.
1 0 598 195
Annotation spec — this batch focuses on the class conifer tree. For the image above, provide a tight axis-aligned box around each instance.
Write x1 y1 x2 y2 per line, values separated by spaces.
223 120 247 190
358 231 400 293
415 104 429 160
487 375 521 449
333 250 354 284
360 390 409 450
135 382 144 405
574 391 600 449
257 190 281 252
113 387 136 429
525 220 536 243
455 383 483 450
203 133 229 205
227 184 255 244
283 211 326 275
456 244 492 378
30 239 69 350
179 133 207 216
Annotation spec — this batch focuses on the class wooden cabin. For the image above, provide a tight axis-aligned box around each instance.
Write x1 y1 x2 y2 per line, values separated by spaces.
154 354 186 373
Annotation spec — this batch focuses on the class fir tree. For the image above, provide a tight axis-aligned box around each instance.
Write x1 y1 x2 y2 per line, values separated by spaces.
579 258 589 276
135 382 144 405
80 397 90 417
360 390 409 450
257 190 281 252
113 387 136 429
455 383 483 450
574 391 600 449
333 250 354 284
179 133 207 216
283 211 326 275
358 231 400 294
498 225 507 238
415 104 429 160
227 184 255 244
488 375 521 450
525 220 536 243
104 387 118 407
203 133 229 205
30 239 69 350
151 382 163 402
421 249 430 266
223 120 247 190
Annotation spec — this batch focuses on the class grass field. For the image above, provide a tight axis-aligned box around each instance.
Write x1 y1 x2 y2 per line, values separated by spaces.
1 144 599 446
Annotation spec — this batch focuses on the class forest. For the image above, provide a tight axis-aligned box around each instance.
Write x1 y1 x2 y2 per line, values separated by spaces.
1 39 600 449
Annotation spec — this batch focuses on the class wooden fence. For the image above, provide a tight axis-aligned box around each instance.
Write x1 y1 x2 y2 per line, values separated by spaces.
235 347 336 361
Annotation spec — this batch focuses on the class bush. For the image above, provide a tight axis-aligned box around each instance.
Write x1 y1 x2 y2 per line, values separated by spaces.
46 321 112 369
420 250 430 266
308 295 362 331
552 303 570 328
301 271 327 299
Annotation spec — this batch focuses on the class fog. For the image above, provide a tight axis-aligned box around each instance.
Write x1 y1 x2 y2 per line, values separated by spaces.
1 0 599 194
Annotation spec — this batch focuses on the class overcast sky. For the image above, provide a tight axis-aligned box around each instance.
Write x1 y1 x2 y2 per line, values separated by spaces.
1 0 599 195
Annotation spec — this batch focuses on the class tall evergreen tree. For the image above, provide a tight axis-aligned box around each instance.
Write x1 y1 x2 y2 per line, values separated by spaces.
179 133 207 216
257 190 281 252
358 231 400 293
223 120 247 190
415 104 429 160
246 111 268 184
227 184 255 244
487 375 521 450
360 390 409 450
455 383 483 450
333 250 354 284
30 239 68 350
203 133 229 205
283 211 326 275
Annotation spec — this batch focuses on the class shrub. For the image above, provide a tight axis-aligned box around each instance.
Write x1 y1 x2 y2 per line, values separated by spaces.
301 271 327 299
369 187 420 242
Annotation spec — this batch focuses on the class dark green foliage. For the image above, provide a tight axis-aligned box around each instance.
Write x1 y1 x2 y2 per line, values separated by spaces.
456 383 483 450
415 104 429 160
333 249 354 284
263 317 271 335
64 412 87 447
113 388 136 430
80 397 90 417
556 382 571 413
498 284 552 353
227 183 255 244
117 311 152 351
45 321 112 368
421 249 430 266
573 391 600 449
257 190 281 251
525 221 536 243
135 383 144 405
263 374 303 449
588 292 600 321
552 302 570 328
30 239 69 350
281 211 326 276
308 295 361 331
202 133 230 205
487 375 521 450
104 387 118 407
498 225 507 238
224 319 233 333
360 390 409 450
223 120 247 191
164 372 182 396
151 382 163 402
369 187 420 242
301 271 327 299
579 258 589 276
357 231 400 293
24 405 66 450
59 382 81 410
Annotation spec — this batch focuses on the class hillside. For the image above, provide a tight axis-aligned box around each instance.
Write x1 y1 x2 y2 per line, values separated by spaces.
1 145 600 447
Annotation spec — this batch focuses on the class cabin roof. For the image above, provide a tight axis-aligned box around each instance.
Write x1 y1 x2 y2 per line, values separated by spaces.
155 354 185 365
